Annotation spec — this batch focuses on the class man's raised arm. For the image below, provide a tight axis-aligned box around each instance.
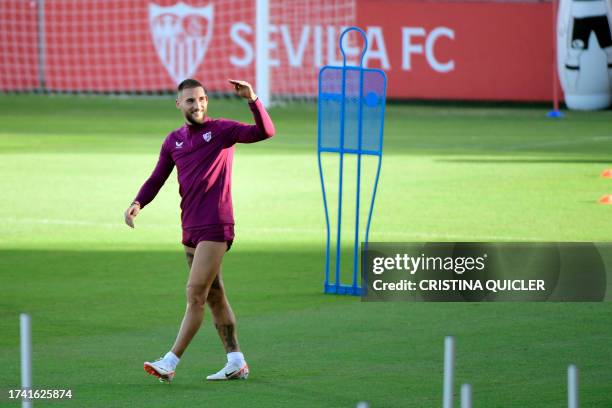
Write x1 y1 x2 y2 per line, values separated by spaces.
227 79 276 144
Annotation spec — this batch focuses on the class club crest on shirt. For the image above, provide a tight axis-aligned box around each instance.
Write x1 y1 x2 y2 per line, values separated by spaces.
175 140 184 149
203 131 212 142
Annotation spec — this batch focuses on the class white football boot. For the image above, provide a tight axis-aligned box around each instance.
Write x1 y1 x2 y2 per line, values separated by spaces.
144 358 176 383
206 361 249 381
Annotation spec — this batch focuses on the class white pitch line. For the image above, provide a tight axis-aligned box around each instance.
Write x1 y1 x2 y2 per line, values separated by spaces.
500 135 612 151
0 217 540 241
408 135 612 152
0 217 136 229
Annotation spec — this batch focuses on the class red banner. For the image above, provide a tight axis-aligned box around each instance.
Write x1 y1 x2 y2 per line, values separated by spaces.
42 0 254 92
356 0 558 101
0 0 560 101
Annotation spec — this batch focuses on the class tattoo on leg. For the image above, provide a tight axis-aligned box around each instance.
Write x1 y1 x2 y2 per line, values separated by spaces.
214 323 238 352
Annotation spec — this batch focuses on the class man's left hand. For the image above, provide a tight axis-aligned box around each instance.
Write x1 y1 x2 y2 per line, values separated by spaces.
228 79 257 102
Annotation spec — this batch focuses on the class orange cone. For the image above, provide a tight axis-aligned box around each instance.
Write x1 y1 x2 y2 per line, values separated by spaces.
599 195 612 204
601 169 612 178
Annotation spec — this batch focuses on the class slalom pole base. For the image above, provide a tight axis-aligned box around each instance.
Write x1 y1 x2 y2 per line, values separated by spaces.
547 110 564 118
324 283 364 296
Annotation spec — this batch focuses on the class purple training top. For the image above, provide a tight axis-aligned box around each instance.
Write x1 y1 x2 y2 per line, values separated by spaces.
134 98 275 230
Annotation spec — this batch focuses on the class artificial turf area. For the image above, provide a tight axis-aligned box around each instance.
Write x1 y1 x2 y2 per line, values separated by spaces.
1 95 611 407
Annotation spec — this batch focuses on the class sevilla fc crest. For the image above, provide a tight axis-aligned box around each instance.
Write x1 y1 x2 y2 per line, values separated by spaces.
149 2 214 84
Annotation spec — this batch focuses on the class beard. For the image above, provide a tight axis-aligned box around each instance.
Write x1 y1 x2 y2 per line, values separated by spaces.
185 109 206 125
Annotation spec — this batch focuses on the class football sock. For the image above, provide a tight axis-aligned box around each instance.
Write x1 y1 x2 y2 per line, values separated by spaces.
227 351 246 366
163 351 180 370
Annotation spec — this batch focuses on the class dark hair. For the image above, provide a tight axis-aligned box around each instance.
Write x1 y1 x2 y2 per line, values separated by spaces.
177 78 206 94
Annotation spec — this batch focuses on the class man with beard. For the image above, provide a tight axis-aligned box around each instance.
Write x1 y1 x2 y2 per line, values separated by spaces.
124 78 275 382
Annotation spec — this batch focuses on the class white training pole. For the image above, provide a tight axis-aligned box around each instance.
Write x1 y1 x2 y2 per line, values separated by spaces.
443 336 455 408
20 313 32 408
255 0 270 107
568 364 579 408
356 402 370 408
461 384 472 408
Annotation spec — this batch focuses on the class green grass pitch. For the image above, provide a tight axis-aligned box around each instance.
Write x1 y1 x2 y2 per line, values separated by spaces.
1 94 611 407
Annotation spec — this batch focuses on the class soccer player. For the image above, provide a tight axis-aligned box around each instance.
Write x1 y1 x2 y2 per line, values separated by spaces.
124 78 275 382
